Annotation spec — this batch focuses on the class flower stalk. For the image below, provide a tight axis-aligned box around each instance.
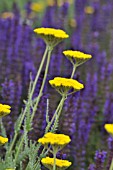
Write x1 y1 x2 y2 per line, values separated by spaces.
8 45 49 155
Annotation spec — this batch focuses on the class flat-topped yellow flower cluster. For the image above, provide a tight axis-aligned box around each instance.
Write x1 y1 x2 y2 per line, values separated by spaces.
0 104 11 118
41 157 72 169
104 124 113 135
34 28 69 39
34 27 69 47
0 136 8 145
38 132 71 146
49 77 84 94
63 50 92 60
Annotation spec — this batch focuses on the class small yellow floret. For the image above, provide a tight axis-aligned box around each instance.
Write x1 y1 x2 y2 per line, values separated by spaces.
104 124 113 135
0 104 11 118
41 157 72 168
0 136 8 145
38 132 71 146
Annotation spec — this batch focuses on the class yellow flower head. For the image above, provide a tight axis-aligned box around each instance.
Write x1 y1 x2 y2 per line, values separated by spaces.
41 157 72 170
1 12 14 19
84 6 94 14
63 50 92 66
49 77 84 95
5 169 15 170
0 104 11 118
0 136 8 145
38 132 71 149
34 27 69 47
104 124 113 135
30 2 43 12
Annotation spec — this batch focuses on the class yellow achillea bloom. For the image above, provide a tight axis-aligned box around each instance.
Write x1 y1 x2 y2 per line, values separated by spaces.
84 6 94 14
49 77 84 95
41 157 72 170
38 132 71 147
5 169 15 170
34 27 69 47
0 104 11 118
0 136 8 145
1 12 14 19
30 2 43 12
63 50 92 66
104 124 113 135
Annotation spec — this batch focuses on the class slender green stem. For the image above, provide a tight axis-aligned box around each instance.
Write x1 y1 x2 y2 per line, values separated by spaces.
53 152 56 170
8 132 18 154
51 95 66 132
71 64 77 79
31 47 53 122
8 45 49 155
12 46 51 161
15 135 24 163
45 97 64 133
33 147 50 169
110 159 113 170
30 45 49 98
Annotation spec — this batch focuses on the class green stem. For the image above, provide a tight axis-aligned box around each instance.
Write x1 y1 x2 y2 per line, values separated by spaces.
8 132 18 154
30 45 49 98
31 47 53 122
53 152 56 170
71 64 77 79
51 95 66 132
13 46 51 162
8 45 48 155
15 135 24 163
110 159 113 170
45 97 64 133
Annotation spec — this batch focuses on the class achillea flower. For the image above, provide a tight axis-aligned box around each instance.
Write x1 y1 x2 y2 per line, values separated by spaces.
84 6 94 14
104 124 113 135
1 12 14 19
0 136 8 145
41 157 72 170
5 169 15 170
38 132 71 148
63 50 92 66
49 77 84 95
30 2 43 12
34 28 69 47
0 104 11 118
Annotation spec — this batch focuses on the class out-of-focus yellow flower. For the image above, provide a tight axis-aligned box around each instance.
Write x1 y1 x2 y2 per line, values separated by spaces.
47 0 55 6
69 18 77 28
30 2 44 12
38 132 71 147
5 169 15 170
0 136 8 145
84 6 94 14
41 157 72 170
1 12 14 19
49 77 84 95
34 27 69 47
0 104 11 118
63 50 92 66
104 124 113 135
